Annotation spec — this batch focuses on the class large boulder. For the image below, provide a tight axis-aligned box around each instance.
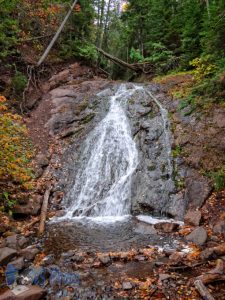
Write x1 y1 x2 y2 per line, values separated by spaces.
185 170 212 208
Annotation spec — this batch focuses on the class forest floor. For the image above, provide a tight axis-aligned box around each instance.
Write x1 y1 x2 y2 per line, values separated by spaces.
0 64 225 299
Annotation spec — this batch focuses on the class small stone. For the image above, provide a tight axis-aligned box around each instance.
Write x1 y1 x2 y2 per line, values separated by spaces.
0 285 46 300
7 257 25 271
154 222 179 233
186 227 207 246
213 220 225 235
0 247 17 266
159 273 171 281
18 236 28 249
20 246 39 261
134 255 146 261
36 154 49 168
5 234 18 249
154 261 164 267
61 250 75 259
184 210 201 226
122 281 133 290
98 254 111 265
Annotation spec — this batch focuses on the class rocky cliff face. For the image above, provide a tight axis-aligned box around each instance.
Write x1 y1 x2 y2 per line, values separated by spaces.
24 63 219 220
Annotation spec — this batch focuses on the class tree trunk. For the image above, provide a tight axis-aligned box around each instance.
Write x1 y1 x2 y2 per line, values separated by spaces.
38 184 52 235
205 0 211 19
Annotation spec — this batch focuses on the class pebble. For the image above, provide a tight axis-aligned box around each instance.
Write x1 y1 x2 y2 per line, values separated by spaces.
122 281 133 290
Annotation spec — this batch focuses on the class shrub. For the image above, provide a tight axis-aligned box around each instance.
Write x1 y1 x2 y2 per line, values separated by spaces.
209 166 225 191
190 55 217 82
12 71 27 93
0 95 34 210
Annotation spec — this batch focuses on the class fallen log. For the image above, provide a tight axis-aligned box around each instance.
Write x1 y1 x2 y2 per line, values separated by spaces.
38 183 52 235
96 47 154 74
194 279 215 300
195 259 225 285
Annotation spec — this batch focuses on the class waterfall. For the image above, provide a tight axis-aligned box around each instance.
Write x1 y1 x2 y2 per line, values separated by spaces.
64 84 139 219
60 83 175 222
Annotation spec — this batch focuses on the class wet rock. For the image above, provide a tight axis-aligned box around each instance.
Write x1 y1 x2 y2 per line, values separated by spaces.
166 192 185 219
54 210 66 217
186 227 207 246
184 210 202 226
97 254 111 265
122 281 133 290
134 222 157 235
154 222 179 233
20 246 39 261
0 285 46 300
7 257 25 271
0 247 17 266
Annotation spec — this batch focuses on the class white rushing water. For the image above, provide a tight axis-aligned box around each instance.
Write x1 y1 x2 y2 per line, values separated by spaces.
64 84 139 219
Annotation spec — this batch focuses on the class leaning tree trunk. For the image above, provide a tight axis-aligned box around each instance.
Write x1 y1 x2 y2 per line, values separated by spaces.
37 0 78 66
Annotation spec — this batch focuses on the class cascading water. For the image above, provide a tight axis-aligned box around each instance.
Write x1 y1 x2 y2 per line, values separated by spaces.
64 85 139 220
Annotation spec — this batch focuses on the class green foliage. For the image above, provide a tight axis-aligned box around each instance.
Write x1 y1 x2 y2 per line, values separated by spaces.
209 166 225 191
12 71 28 93
2 191 16 213
190 56 217 82
0 0 19 55
60 40 97 62
76 42 98 62
129 48 144 62
172 145 182 158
